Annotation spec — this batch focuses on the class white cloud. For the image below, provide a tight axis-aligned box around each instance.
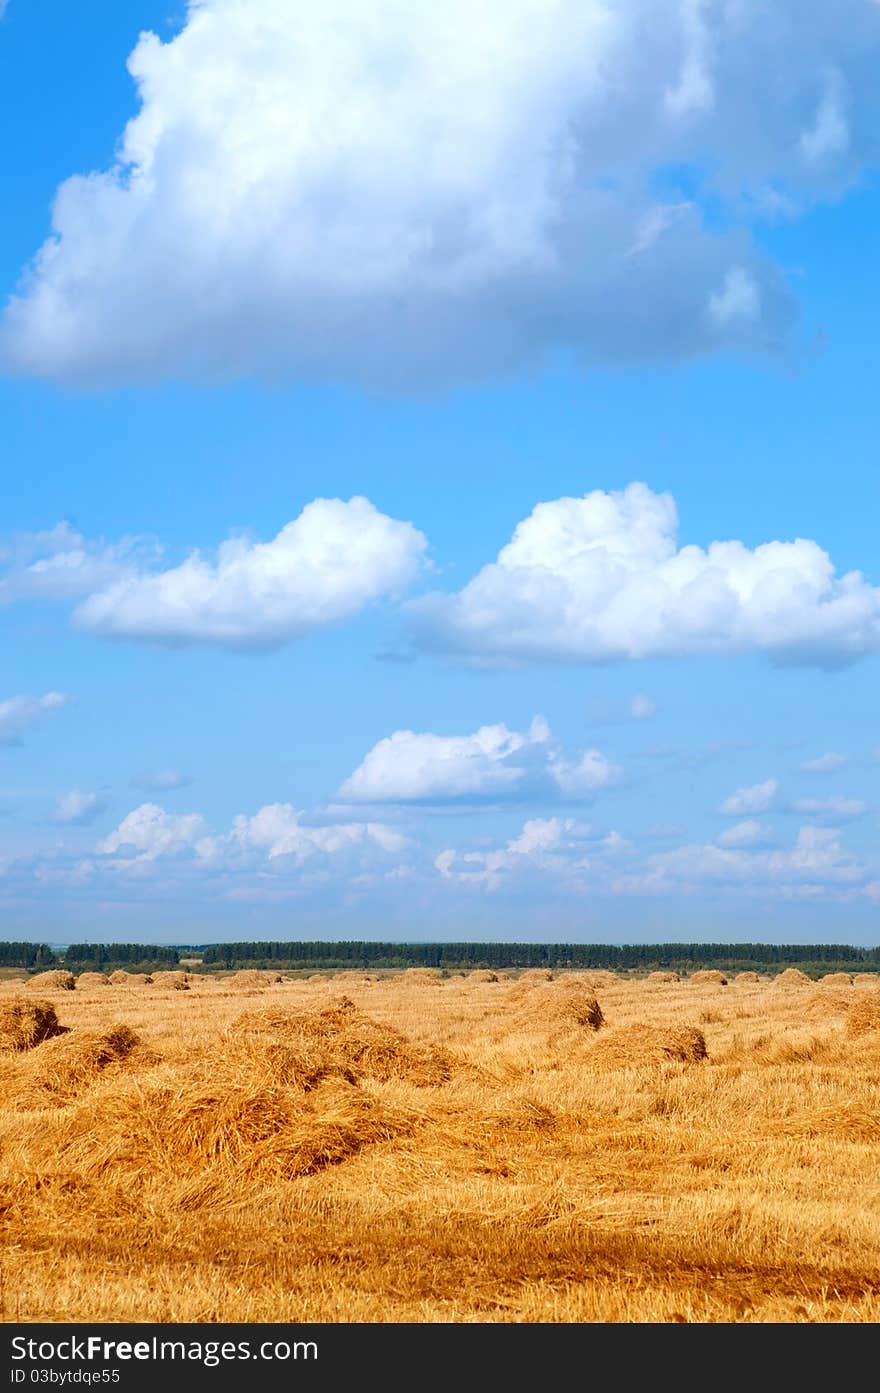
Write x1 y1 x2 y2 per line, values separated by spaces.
629 693 657 720
411 483 880 667
7 2 880 388
788 796 868 824
434 816 582 889
74 497 426 649
96 804 206 862
0 692 68 745
0 523 155 605
718 779 778 817
622 826 867 898
338 715 619 804
49 789 108 826
716 819 770 849
95 801 407 877
132 769 193 791
799 751 848 774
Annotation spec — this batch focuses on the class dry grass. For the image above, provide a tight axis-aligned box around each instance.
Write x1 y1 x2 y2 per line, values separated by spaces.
0 968 879 1324
108 970 153 985
688 970 728 986
775 968 813 987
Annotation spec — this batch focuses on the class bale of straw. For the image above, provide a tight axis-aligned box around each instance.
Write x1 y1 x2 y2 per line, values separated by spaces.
468 970 499 983
589 1023 708 1067
647 971 680 983
512 981 604 1035
26 970 75 992
688 970 727 986
227 970 284 988
516 968 554 983
846 993 880 1037
229 998 456 1087
818 972 854 986
108 970 153 985
774 968 812 987
735 971 762 983
75 972 109 989
0 998 63 1051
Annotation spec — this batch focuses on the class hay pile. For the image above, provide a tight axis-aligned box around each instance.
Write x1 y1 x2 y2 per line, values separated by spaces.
151 971 190 990
75 972 109 989
21 1076 415 1187
226 970 284 988
108 970 153 985
399 968 444 985
846 993 880 1037
818 972 854 986
26 971 75 992
8 1024 150 1108
0 998 63 1051
589 1023 708 1067
512 980 604 1035
468 970 499 983
735 971 762 983
516 968 554 984
228 997 455 1087
774 968 812 987
646 971 680 983
688 970 728 986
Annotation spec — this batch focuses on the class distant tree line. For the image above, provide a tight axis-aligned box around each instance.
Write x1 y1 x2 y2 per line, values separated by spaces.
199 940 880 972
1 938 878 973
0 941 56 967
60 943 182 972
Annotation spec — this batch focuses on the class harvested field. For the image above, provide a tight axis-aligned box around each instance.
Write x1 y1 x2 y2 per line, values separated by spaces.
0 969 878 1323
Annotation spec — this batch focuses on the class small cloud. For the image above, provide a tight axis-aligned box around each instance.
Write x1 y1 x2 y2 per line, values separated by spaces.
629 694 657 721
718 779 778 816
799 751 848 775
0 692 69 746
788 797 868 824
132 770 193 792
716 819 771 848
50 789 108 826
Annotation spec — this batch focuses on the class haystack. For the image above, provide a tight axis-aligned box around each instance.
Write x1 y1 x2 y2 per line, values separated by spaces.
36 1077 415 1185
512 980 604 1035
468 970 499 983
818 972 854 987
108 970 153 985
774 968 811 987
75 972 109 989
735 971 762 983
26 970 75 992
647 971 680 983
589 1023 708 1067
516 968 554 984
12 1024 149 1107
0 998 63 1051
688 970 727 986
399 968 444 985
846 992 880 1037
151 970 190 990
227 970 284 988
228 997 455 1087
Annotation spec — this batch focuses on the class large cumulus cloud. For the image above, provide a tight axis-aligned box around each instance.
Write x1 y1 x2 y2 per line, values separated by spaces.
5 0 880 387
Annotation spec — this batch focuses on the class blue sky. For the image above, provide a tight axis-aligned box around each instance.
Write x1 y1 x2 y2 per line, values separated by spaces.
1 1 878 945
